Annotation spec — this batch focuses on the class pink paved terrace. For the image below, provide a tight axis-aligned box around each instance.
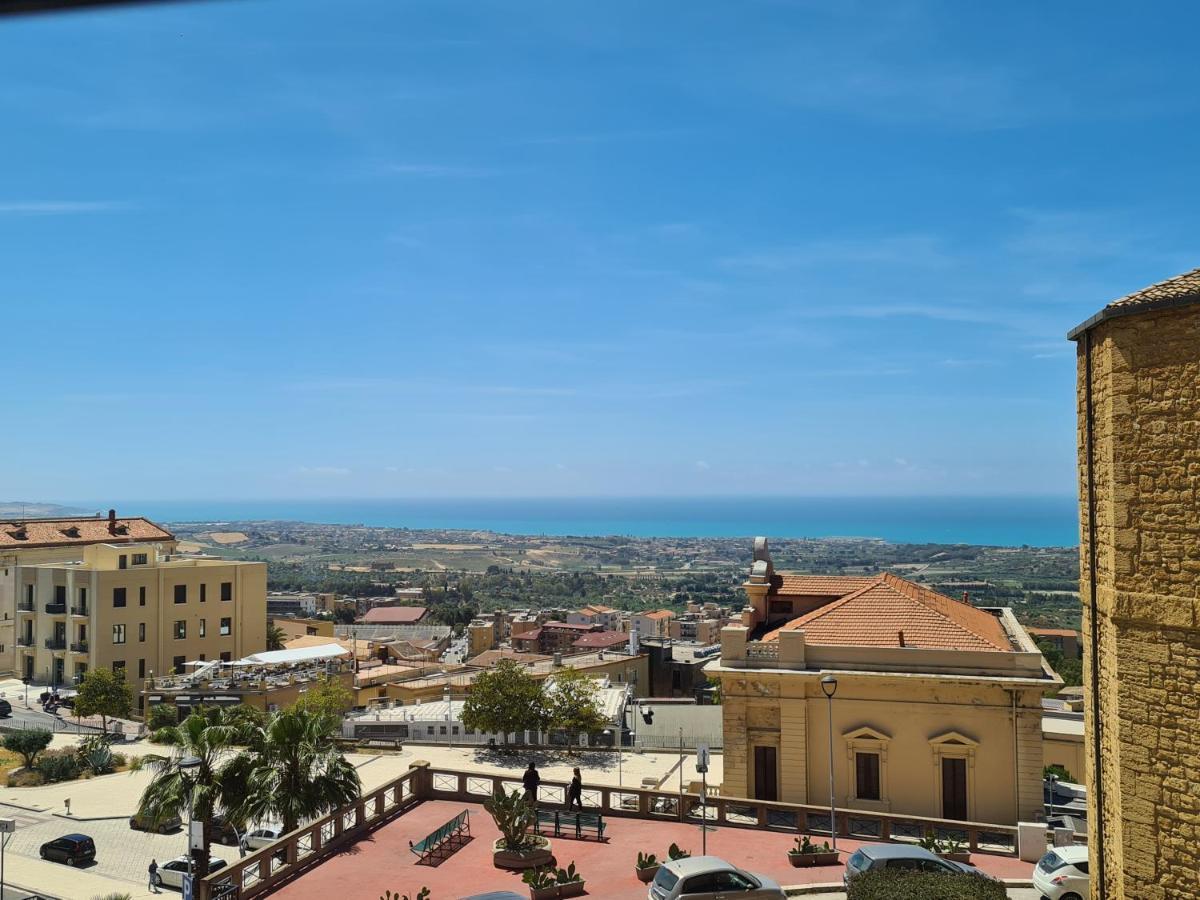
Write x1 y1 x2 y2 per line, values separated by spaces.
272 798 1034 900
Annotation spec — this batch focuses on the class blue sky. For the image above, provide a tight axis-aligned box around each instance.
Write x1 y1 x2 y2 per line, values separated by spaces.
3 0 1198 501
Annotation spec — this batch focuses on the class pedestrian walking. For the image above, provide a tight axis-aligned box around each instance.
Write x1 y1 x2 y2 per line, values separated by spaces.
522 760 541 805
148 859 160 893
567 767 583 811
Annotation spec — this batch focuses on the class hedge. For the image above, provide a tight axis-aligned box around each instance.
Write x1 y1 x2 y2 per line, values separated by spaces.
847 869 1007 900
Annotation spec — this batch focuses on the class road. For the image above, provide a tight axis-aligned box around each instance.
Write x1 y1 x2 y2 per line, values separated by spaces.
799 890 1039 899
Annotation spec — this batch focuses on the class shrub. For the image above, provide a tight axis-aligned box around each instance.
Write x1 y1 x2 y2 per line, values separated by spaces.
82 744 115 775
128 755 145 772
150 727 179 745
147 705 179 731
847 870 1006 900
91 894 133 900
6 769 43 787
2 728 52 768
36 748 81 783
111 752 128 769
1044 764 1074 782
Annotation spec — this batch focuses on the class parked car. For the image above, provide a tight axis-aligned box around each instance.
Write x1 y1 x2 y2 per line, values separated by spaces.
208 814 242 846
844 844 993 885
1033 845 1089 900
0 699 12 717
241 825 285 850
648 855 786 899
153 855 228 890
129 810 183 834
1044 778 1088 819
38 834 96 867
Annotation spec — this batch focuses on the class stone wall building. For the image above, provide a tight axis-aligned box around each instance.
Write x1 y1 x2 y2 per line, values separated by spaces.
1069 267 1200 900
706 539 1057 825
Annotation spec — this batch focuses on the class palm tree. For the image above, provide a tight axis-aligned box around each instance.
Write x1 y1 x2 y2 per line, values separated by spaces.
229 707 361 835
137 711 251 878
266 623 287 651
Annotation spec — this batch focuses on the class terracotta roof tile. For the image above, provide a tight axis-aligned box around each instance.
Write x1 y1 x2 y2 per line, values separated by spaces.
571 631 630 649
1105 267 1200 312
640 610 674 620
361 606 427 624
764 572 1011 652
774 575 878 597
0 516 173 550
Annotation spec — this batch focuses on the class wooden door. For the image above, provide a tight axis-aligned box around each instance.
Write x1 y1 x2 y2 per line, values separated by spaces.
941 757 968 820
754 745 778 801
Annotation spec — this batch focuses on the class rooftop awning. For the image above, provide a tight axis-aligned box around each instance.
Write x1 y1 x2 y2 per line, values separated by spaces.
239 644 351 665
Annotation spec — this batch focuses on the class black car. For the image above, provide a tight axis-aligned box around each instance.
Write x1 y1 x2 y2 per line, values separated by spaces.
39 834 96 866
208 814 242 845
0 699 12 717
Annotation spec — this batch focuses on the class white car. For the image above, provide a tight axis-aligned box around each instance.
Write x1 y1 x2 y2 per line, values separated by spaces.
1033 845 1088 900
153 855 227 890
241 826 286 850
648 856 785 900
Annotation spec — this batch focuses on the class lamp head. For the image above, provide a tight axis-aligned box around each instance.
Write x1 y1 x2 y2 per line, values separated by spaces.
820 675 838 699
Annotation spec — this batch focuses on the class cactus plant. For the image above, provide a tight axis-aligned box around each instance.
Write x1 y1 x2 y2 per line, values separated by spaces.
484 788 538 852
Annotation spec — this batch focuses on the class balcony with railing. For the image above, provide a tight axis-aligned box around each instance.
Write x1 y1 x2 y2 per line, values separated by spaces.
194 763 1039 900
44 602 67 616
70 604 89 617
44 637 67 651
17 599 34 613
16 635 34 648
70 641 89 654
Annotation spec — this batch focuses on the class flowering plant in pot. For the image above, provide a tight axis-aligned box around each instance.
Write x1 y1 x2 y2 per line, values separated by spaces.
635 850 660 884
787 835 839 867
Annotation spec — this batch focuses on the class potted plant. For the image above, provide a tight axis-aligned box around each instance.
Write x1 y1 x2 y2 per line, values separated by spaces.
635 850 660 883
522 866 558 900
485 789 553 870
555 862 585 898
787 835 840 867
667 842 691 861
919 831 971 863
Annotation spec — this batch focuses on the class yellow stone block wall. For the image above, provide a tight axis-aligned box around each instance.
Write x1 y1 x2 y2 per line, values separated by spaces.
1078 303 1200 900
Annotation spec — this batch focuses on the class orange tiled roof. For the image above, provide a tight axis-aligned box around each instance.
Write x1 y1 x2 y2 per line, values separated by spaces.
640 610 674 620
764 572 1011 652
361 606 427 625
1027 627 1078 638
0 516 173 550
774 574 878 597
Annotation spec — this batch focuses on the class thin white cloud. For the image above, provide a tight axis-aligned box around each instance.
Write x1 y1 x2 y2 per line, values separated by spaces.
292 466 351 477
0 201 130 215
387 164 495 178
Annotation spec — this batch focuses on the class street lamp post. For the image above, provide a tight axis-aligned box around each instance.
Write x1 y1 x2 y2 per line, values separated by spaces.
179 756 202 889
821 675 838 850
604 729 622 787
444 687 452 749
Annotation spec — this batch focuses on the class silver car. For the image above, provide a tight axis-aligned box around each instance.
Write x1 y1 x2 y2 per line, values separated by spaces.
648 856 785 900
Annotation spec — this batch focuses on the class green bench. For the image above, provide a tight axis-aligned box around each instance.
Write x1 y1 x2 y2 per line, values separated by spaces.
409 809 470 863
534 808 606 841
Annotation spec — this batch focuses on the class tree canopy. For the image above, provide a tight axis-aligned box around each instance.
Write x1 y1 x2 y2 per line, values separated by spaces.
544 667 607 735
292 674 353 724
74 668 132 734
461 659 548 740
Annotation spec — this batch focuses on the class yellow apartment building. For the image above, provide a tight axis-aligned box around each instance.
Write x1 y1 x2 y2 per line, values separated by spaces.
0 513 175 675
15 539 266 707
707 539 1058 826
1069 267 1200 899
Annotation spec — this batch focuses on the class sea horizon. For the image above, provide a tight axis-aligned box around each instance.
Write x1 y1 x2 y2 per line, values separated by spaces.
69 496 1080 548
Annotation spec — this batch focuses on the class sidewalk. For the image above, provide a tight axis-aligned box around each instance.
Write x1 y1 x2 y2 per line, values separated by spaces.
0 853 158 900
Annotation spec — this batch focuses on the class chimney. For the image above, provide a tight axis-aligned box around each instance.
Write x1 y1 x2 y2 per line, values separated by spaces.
898 629 906 647
107 509 117 535
962 591 970 605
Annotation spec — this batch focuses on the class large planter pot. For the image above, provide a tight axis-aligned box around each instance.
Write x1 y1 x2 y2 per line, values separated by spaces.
635 865 660 884
558 881 585 898
493 835 554 870
528 888 557 900
939 851 971 864
788 851 840 868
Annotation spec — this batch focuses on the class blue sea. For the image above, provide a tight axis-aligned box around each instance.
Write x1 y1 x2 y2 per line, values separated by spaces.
85 496 1079 548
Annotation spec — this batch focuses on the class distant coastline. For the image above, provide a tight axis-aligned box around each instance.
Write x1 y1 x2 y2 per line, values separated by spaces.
71 496 1079 548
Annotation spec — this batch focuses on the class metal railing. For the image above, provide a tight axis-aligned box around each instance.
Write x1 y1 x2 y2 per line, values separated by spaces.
44 637 66 650
70 605 89 617
16 636 33 647
44 603 67 615
70 641 89 653
17 600 34 612
195 763 1022 900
